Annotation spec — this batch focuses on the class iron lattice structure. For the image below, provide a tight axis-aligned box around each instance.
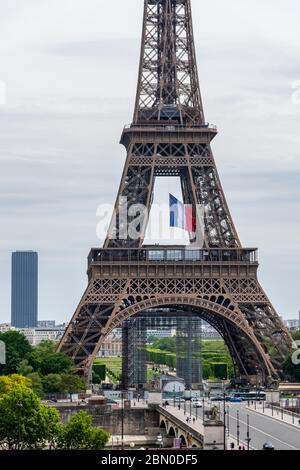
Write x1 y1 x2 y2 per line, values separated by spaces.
58 0 293 386
121 310 202 390
134 0 204 125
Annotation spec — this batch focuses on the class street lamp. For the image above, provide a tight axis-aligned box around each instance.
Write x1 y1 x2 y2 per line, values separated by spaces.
121 390 125 450
271 390 274 416
255 366 260 410
237 410 240 447
245 415 251 451
227 405 230 438
222 382 227 451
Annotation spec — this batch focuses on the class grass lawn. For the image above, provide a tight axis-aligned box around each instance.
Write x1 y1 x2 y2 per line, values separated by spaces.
94 356 122 381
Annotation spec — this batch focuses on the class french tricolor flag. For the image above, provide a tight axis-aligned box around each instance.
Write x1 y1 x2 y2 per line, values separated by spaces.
169 194 196 233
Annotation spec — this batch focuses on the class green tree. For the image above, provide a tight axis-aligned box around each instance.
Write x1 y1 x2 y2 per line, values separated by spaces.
34 340 56 354
59 373 86 394
39 353 73 376
26 341 72 375
27 372 44 398
17 359 34 376
283 354 300 382
42 374 62 394
0 385 61 450
58 411 109 450
0 331 32 375
0 374 31 395
26 342 73 375
152 337 176 353
292 331 300 341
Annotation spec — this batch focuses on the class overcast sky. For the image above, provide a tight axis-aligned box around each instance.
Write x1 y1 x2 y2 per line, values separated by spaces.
0 0 300 324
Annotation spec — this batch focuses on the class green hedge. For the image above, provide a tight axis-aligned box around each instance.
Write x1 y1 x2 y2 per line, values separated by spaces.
146 346 233 380
146 349 176 368
211 362 228 380
93 364 106 381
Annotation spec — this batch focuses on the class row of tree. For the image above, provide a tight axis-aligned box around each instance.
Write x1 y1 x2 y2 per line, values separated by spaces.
0 331 85 397
283 331 300 381
0 375 109 450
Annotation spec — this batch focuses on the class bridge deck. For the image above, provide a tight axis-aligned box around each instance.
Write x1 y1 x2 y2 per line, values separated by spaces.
157 404 204 444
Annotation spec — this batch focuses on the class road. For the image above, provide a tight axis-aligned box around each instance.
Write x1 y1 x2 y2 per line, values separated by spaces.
170 400 300 450
225 402 300 451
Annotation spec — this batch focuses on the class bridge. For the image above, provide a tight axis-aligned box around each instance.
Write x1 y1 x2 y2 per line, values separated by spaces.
157 404 224 450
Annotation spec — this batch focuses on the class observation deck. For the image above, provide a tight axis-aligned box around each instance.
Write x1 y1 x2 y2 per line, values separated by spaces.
87 246 259 281
120 123 218 149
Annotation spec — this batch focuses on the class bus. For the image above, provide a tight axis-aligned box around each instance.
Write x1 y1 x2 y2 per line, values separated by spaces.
231 391 266 401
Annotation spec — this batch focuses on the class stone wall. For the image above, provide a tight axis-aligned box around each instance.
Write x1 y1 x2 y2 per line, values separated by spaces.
57 405 159 436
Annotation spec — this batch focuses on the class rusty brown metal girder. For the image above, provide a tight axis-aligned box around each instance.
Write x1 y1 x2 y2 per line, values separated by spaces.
134 0 204 125
58 261 293 383
58 0 293 386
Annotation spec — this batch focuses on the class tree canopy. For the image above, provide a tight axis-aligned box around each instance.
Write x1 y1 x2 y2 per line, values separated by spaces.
283 353 300 382
26 341 73 375
58 411 109 450
0 383 109 450
0 331 32 375
0 374 31 395
0 383 61 450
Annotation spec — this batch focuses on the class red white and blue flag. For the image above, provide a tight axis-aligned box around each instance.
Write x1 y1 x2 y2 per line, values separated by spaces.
169 194 196 233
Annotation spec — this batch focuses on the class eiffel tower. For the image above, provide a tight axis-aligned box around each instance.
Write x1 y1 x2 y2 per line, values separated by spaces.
58 0 292 387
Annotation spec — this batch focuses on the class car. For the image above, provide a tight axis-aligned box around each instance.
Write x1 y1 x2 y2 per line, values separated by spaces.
193 402 203 408
211 396 225 402
263 442 275 451
228 397 242 403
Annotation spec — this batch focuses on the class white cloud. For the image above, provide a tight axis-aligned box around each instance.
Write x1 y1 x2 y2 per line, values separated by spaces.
0 0 299 323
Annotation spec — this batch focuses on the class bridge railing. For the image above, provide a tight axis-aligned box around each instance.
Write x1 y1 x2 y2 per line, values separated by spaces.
88 247 258 267
157 405 204 443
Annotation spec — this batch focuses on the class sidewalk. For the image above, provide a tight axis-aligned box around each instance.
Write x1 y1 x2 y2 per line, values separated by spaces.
247 403 300 429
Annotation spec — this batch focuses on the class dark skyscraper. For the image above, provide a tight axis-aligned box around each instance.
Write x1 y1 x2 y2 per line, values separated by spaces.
11 251 38 328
